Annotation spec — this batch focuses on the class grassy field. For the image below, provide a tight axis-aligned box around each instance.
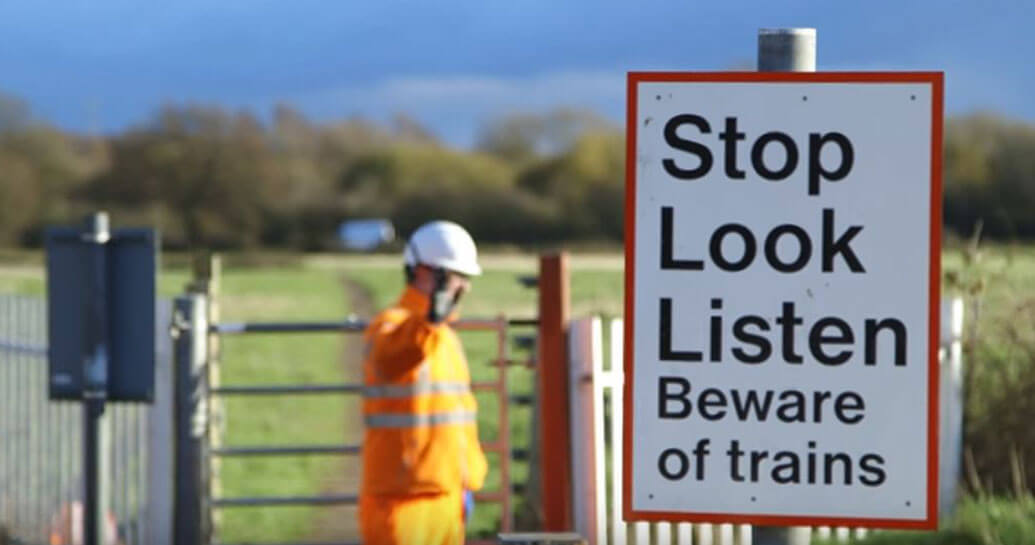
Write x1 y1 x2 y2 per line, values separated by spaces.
206 267 358 542
2 248 1034 543
814 495 1035 545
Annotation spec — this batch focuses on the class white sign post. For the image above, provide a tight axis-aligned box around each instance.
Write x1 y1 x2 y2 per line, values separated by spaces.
623 72 943 529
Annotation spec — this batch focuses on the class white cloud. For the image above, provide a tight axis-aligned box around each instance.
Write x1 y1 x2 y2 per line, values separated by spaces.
329 71 621 107
285 70 627 146
269 63 1032 147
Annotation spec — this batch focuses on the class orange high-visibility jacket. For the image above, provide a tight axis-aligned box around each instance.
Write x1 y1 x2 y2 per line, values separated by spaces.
360 287 488 496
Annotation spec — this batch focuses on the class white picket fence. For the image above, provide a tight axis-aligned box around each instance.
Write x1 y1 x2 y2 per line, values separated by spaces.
568 298 964 545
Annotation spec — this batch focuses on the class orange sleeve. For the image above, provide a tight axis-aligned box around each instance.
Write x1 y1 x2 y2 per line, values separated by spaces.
367 312 444 381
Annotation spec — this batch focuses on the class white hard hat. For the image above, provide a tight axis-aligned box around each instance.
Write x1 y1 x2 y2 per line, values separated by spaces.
404 221 482 276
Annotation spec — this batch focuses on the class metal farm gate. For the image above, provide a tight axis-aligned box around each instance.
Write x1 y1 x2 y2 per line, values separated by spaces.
170 263 548 545
0 294 174 545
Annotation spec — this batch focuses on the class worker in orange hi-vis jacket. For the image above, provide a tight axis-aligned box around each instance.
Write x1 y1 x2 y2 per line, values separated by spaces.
358 220 489 545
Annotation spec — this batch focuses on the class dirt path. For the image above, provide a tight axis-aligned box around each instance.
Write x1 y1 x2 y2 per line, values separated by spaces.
309 276 376 542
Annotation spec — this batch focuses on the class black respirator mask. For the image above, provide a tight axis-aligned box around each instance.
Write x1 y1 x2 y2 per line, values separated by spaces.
427 266 464 324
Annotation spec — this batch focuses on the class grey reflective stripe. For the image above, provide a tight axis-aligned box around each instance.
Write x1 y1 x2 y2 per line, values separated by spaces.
363 381 471 399
364 410 476 429
418 360 430 384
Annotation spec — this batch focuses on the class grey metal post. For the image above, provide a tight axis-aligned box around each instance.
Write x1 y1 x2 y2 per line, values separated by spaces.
758 28 816 72
149 299 175 544
173 294 210 545
83 212 112 545
754 28 816 545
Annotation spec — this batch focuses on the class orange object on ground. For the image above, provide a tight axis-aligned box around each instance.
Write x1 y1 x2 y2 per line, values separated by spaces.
359 287 488 543
48 501 121 545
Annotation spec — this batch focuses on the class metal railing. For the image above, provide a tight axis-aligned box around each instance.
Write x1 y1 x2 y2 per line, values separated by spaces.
173 292 532 545
0 294 172 545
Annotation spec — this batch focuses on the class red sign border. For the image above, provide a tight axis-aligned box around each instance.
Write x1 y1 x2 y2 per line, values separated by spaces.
623 71 944 530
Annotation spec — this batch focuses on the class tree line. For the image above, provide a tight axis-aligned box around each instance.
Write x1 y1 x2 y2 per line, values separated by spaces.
1 91 1032 249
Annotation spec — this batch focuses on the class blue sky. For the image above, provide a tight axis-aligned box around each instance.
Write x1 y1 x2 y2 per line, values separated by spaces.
1 1 1032 146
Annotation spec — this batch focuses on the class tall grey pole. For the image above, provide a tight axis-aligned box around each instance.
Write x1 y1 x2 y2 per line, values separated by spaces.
753 28 816 545
173 294 210 545
82 212 111 545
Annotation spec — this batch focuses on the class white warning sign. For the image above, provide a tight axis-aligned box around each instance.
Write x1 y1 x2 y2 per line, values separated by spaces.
623 72 943 529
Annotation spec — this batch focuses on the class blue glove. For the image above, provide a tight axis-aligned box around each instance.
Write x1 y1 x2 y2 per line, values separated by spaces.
463 490 475 522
